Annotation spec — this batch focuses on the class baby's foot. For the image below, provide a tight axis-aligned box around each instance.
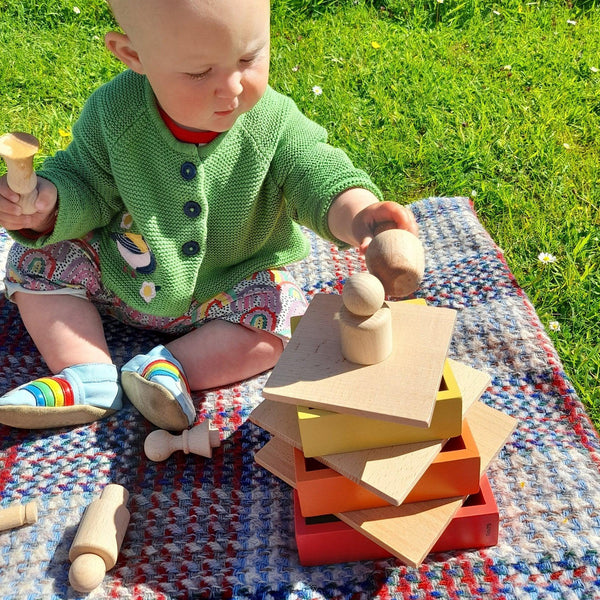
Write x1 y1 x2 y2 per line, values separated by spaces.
121 345 195 431
0 363 122 429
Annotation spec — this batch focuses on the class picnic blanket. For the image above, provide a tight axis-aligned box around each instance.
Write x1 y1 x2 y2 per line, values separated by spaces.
0 196 598 599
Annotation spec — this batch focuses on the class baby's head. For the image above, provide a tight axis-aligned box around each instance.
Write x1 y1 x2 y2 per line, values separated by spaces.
106 0 271 132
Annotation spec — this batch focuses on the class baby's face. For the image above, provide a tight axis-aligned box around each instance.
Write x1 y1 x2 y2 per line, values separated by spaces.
118 0 270 132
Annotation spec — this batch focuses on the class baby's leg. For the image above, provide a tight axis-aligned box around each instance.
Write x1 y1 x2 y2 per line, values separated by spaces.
167 319 283 390
121 267 307 431
14 291 112 372
121 322 282 432
0 292 122 428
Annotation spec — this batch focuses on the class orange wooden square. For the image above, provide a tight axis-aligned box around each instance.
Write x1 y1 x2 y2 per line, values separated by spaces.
295 420 481 517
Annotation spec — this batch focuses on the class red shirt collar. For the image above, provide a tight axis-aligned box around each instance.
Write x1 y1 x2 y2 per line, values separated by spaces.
158 106 220 144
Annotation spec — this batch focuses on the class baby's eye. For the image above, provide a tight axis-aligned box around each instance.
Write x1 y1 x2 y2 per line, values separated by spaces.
187 69 211 80
240 56 257 65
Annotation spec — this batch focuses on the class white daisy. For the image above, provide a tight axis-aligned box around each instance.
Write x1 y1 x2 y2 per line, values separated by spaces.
538 252 557 264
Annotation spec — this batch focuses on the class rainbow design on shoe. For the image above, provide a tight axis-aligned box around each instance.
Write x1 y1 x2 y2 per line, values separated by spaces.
12 377 75 407
121 346 196 430
0 363 123 429
142 360 191 394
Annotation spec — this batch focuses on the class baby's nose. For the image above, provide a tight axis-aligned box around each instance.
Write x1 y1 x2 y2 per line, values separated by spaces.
216 72 243 98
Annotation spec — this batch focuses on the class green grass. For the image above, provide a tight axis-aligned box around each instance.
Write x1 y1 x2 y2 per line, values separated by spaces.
1 1 599 426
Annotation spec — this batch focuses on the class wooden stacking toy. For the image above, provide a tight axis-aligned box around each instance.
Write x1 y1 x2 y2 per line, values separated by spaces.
144 420 221 462
69 484 130 593
250 225 517 566
0 500 38 532
252 397 516 566
365 228 425 298
252 268 516 566
338 272 392 365
0 132 39 215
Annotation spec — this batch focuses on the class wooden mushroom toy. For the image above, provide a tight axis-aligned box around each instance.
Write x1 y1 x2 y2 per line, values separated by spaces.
0 500 38 532
338 272 392 365
144 420 221 462
0 132 40 215
365 228 425 298
69 484 130 594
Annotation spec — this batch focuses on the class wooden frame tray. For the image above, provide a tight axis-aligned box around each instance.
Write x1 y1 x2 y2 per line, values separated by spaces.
293 474 499 566
293 418 480 517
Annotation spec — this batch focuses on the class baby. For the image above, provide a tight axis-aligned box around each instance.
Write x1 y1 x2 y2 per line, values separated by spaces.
0 0 418 431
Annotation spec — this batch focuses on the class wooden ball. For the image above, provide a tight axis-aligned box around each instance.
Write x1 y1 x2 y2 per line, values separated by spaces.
342 272 385 316
365 229 425 298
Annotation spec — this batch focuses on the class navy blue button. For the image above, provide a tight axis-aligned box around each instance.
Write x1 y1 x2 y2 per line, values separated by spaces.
182 241 200 256
180 162 197 180
183 201 201 218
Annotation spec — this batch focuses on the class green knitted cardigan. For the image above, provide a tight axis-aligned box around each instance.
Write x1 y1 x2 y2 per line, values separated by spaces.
12 70 382 317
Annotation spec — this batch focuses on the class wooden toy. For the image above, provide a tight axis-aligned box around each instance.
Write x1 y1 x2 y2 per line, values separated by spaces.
336 402 516 566
69 484 130 593
144 420 220 461
0 500 38 532
431 473 499 553
252 359 490 506
364 228 425 298
293 491 389 566
255 400 516 567
341 272 386 316
297 359 462 457
290 419 480 517
263 293 457 427
257 419 479 515
258 423 479 517
338 273 392 365
0 132 39 214
293 474 499 566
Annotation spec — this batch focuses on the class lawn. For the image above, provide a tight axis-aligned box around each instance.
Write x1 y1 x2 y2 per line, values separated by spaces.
1 0 598 426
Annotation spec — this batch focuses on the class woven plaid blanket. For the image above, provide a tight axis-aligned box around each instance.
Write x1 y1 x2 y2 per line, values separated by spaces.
0 197 598 599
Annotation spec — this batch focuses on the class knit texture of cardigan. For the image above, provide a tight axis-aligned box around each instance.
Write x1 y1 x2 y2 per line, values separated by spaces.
12 70 382 317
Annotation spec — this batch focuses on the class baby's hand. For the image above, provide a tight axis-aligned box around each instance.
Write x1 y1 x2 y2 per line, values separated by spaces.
0 174 58 232
352 201 419 254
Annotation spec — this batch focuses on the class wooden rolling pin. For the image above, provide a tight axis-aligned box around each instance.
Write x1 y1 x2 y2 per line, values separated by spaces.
68 484 130 593
0 500 38 532
0 132 40 215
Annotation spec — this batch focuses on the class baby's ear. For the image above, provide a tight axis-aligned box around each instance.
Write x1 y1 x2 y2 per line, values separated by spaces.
105 31 145 74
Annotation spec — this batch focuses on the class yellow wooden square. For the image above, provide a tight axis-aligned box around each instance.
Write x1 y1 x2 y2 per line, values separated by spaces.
297 360 462 456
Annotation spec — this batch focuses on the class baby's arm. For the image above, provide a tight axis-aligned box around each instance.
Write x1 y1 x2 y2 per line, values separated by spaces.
0 174 58 233
328 188 418 254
